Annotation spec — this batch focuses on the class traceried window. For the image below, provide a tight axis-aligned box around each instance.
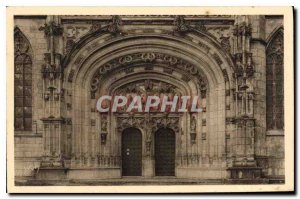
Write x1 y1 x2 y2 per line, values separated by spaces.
14 28 32 131
266 29 284 131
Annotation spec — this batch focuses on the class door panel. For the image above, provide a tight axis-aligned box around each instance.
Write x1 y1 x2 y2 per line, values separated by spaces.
122 128 142 176
155 128 175 176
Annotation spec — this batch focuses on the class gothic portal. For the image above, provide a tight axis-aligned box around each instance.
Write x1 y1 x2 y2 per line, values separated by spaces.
13 15 285 184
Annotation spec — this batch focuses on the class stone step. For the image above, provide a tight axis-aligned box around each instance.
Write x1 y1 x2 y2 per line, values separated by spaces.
16 178 227 186
16 176 278 186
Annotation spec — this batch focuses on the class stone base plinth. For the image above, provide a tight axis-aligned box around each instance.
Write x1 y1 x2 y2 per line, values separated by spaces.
67 168 121 179
228 166 262 178
35 167 68 180
143 157 154 177
225 178 269 184
227 166 268 184
35 167 121 180
176 167 228 179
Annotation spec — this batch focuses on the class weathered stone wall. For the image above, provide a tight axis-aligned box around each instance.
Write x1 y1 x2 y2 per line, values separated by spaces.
14 136 43 176
14 17 47 177
14 17 47 124
254 16 284 178
265 17 285 178
265 16 284 40
265 135 285 176
250 16 267 158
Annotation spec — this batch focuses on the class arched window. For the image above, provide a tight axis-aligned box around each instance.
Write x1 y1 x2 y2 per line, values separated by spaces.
14 28 32 131
266 28 284 131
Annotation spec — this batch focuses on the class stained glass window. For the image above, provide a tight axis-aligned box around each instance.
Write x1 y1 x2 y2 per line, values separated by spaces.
266 29 284 130
14 28 32 131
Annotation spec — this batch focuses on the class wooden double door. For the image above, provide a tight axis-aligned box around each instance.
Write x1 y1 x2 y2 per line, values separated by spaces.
121 127 175 176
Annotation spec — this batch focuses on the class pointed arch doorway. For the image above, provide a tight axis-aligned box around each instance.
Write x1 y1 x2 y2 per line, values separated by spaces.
121 127 142 176
155 128 176 176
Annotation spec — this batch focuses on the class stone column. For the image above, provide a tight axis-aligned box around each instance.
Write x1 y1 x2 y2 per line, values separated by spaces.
227 15 263 181
39 15 66 168
249 15 267 157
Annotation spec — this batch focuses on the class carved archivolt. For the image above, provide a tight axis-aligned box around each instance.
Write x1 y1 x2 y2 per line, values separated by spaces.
90 52 208 94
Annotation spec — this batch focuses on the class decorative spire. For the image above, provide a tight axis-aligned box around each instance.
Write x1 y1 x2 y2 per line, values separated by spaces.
39 21 63 37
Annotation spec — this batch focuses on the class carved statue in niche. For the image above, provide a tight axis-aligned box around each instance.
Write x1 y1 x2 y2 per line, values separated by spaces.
220 36 231 53
190 116 197 144
101 114 108 131
41 53 62 80
190 116 196 132
245 53 254 76
234 53 244 77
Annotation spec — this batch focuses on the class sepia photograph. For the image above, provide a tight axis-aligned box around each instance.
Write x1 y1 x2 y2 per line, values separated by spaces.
6 6 294 193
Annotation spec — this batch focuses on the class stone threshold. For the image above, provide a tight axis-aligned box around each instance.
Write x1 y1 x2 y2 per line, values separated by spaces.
14 177 281 186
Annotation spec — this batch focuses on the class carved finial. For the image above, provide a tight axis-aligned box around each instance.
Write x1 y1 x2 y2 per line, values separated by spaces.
39 21 63 37
174 15 190 34
107 15 122 35
233 21 251 37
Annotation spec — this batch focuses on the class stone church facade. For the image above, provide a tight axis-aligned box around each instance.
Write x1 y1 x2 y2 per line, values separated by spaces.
13 15 284 184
